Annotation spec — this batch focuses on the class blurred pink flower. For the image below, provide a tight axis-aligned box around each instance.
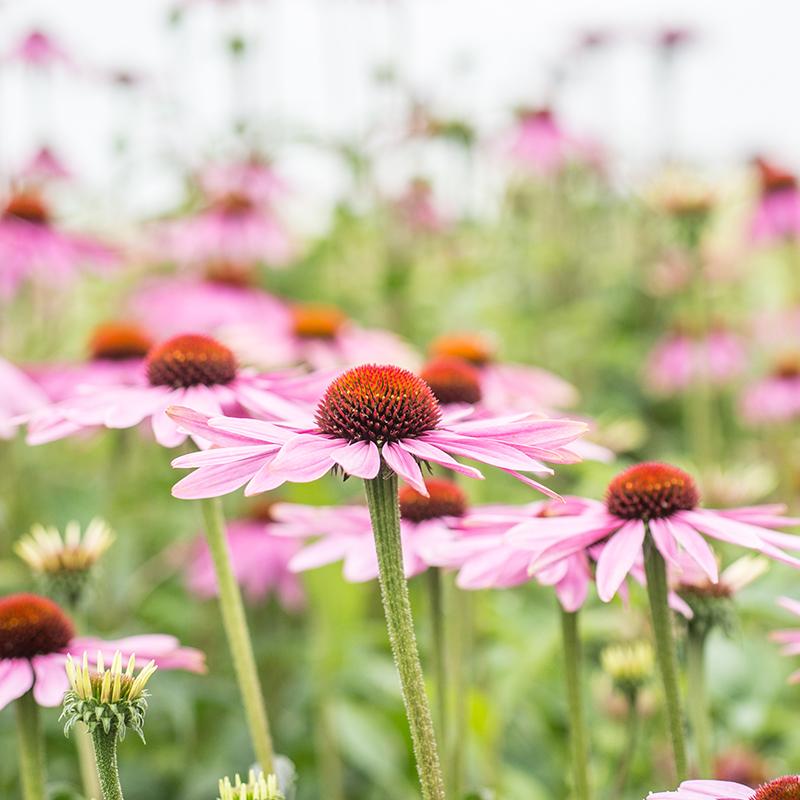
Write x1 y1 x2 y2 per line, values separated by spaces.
0 357 49 438
4 30 73 70
18 147 72 183
273 478 467 582
770 596 800 683
187 513 304 610
740 358 800 424
506 107 602 176
199 158 287 207
129 277 291 340
648 776 799 799
507 462 800 603
393 178 447 233
168 364 587 499
749 158 800 244
0 593 204 710
644 328 746 395
25 334 328 448
0 189 118 300
224 303 420 371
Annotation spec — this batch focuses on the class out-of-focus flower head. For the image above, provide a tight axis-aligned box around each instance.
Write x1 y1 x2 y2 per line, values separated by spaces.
647 775 800 799
749 157 800 245
601 640 654 696
4 29 74 70
653 26 698 54
17 146 72 184
218 770 284 800
713 747 771 788
649 166 715 245
740 354 800 425
392 177 447 233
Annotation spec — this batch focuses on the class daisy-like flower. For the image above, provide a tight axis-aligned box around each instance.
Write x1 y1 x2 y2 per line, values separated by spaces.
274 478 469 582
0 593 204 710
157 189 293 269
128 276 290 340
0 356 48 438
3 30 73 70
749 157 800 244
224 303 421 372
769 596 800 683
218 770 284 800
187 505 304 609
740 356 800 425
508 462 800 603
25 333 328 448
0 188 118 300
644 327 746 396
647 775 800 799
429 333 579 412
168 363 588 499
506 107 602 176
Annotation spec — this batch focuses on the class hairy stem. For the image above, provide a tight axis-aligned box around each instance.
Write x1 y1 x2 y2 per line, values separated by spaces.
560 607 590 800
15 690 45 800
644 533 687 780
686 625 712 776
91 728 124 800
364 472 446 800
200 497 275 773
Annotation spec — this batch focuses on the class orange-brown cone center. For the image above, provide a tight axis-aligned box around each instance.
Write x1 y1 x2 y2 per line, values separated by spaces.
399 478 467 522
0 593 74 659
146 334 237 388
89 322 153 361
291 304 347 340
419 356 482 405
605 462 699 521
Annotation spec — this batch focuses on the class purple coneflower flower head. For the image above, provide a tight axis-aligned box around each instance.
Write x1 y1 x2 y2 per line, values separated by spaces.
508 462 800 603
0 593 204 710
4 30 74 70
0 357 49 438
740 356 800 425
749 158 800 245
647 775 800 799
168 363 588 499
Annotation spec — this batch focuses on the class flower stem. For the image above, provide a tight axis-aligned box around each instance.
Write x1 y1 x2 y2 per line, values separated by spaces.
200 496 275 773
686 625 712 776
15 690 45 800
364 472 446 800
643 532 687 780
77 723 103 800
91 728 124 800
613 691 640 794
426 567 448 755
559 606 590 800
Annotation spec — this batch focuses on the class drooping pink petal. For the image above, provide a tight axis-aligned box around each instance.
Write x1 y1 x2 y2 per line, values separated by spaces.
595 520 645 602
661 517 719 583
0 659 34 710
330 440 381 479
31 654 69 706
398 437 484 480
383 442 427 494
172 455 267 499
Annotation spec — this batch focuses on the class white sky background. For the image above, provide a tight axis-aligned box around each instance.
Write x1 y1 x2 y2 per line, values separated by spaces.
0 0 799 222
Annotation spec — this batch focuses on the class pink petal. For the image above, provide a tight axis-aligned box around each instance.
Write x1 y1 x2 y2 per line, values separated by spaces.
595 521 645 602
31 654 69 706
0 659 34 710
398 437 484 480
172 454 267 499
647 518 682 568
662 517 719 583
382 442 427 494
330 440 381 479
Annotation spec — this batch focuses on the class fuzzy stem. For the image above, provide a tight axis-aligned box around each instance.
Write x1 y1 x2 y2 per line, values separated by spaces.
686 625 712 776
364 472 446 800
613 691 640 794
15 690 45 800
200 497 275 773
91 728 124 800
644 532 687 780
560 607 590 800
426 567 448 754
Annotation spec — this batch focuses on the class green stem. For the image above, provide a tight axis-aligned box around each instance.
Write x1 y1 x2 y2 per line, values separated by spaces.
613 691 640 794
15 690 45 800
449 585 472 798
426 567 448 757
686 625 712 776
364 472 446 800
200 497 275 773
77 723 103 799
560 607 589 800
644 533 687 780
91 728 124 800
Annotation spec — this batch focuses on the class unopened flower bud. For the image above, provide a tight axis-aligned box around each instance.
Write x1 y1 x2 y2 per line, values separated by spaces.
218 770 284 800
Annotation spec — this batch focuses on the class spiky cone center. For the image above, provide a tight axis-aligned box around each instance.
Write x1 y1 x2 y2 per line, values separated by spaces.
399 478 467 521
146 334 237 388
419 356 482 405
218 770 284 800
753 776 800 800
89 322 153 361
756 159 798 195
773 355 800 380
291 303 346 340
0 593 74 659
315 364 441 444
430 333 494 366
204 260 255 287
3 190 50 224
605 462 699 521
62 651 156 742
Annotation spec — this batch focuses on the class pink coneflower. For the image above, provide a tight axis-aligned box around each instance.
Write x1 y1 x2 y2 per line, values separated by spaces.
157 191 293 268
199 158 287 207
673 552 768 603
769 596 800 683
429 333 579 412
128 277 291 340
740 356 800 425
749 158 800 244
26 333 327 448
274 478 467 582
18 146 72 184
0 593 204 709
0 357 49 438
647 776 800 799
224 303 421 372
4 30 73 70
0 189 118 300
393 178 447 233
508 462 800 603
645 327 746 396
187 504 304 609
168 363 588 499
506 107 602 176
